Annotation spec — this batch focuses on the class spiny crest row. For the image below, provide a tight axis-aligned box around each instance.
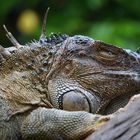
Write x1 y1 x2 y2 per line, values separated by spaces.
2 8 68 51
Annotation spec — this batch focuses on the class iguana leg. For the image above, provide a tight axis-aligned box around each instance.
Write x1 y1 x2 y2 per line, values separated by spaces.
21 108 108 140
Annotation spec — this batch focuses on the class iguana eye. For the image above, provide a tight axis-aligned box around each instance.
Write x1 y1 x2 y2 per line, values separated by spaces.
98 50 116 59
91 41 123 63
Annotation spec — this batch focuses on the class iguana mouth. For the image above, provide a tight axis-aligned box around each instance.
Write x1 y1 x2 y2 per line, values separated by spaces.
103 70 140 78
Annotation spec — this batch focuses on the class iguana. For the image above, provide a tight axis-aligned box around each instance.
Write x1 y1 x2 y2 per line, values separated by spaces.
0 9 140 140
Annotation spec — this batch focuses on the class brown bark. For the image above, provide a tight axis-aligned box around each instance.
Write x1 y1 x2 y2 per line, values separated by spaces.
85 94 140 140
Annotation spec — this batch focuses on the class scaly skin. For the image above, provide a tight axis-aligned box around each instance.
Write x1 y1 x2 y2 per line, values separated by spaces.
0 27 140 140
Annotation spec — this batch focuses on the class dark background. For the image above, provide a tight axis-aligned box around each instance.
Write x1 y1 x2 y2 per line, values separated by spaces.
0 0 140 50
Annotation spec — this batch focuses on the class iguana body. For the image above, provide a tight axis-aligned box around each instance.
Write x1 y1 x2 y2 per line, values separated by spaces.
0 21 140 139
0 33 104 140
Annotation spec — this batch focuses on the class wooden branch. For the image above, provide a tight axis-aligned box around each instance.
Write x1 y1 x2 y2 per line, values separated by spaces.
85 94 140 140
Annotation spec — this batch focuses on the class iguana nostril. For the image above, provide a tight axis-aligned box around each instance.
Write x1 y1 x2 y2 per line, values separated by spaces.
62 91 90 112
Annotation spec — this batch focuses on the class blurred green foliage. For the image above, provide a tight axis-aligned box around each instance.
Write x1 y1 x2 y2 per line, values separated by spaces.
0 0 140 50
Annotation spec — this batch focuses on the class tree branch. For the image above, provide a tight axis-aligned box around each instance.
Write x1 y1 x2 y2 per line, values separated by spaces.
85 94 140 140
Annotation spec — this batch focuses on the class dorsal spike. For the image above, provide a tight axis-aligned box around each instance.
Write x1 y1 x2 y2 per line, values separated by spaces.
136 48 140 54
0 45 11 60
0 45 4 52
3 25 22 49
40 7 50 39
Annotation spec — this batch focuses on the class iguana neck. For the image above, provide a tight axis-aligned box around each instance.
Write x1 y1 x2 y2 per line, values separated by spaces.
0 43 51 75
0 43 54 114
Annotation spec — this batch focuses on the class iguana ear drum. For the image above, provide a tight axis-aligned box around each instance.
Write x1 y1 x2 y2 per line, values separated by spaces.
62 91 90 112
58 90 101 113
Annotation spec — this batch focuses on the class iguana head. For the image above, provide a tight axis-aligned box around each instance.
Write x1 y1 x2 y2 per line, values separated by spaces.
47 35 140 113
